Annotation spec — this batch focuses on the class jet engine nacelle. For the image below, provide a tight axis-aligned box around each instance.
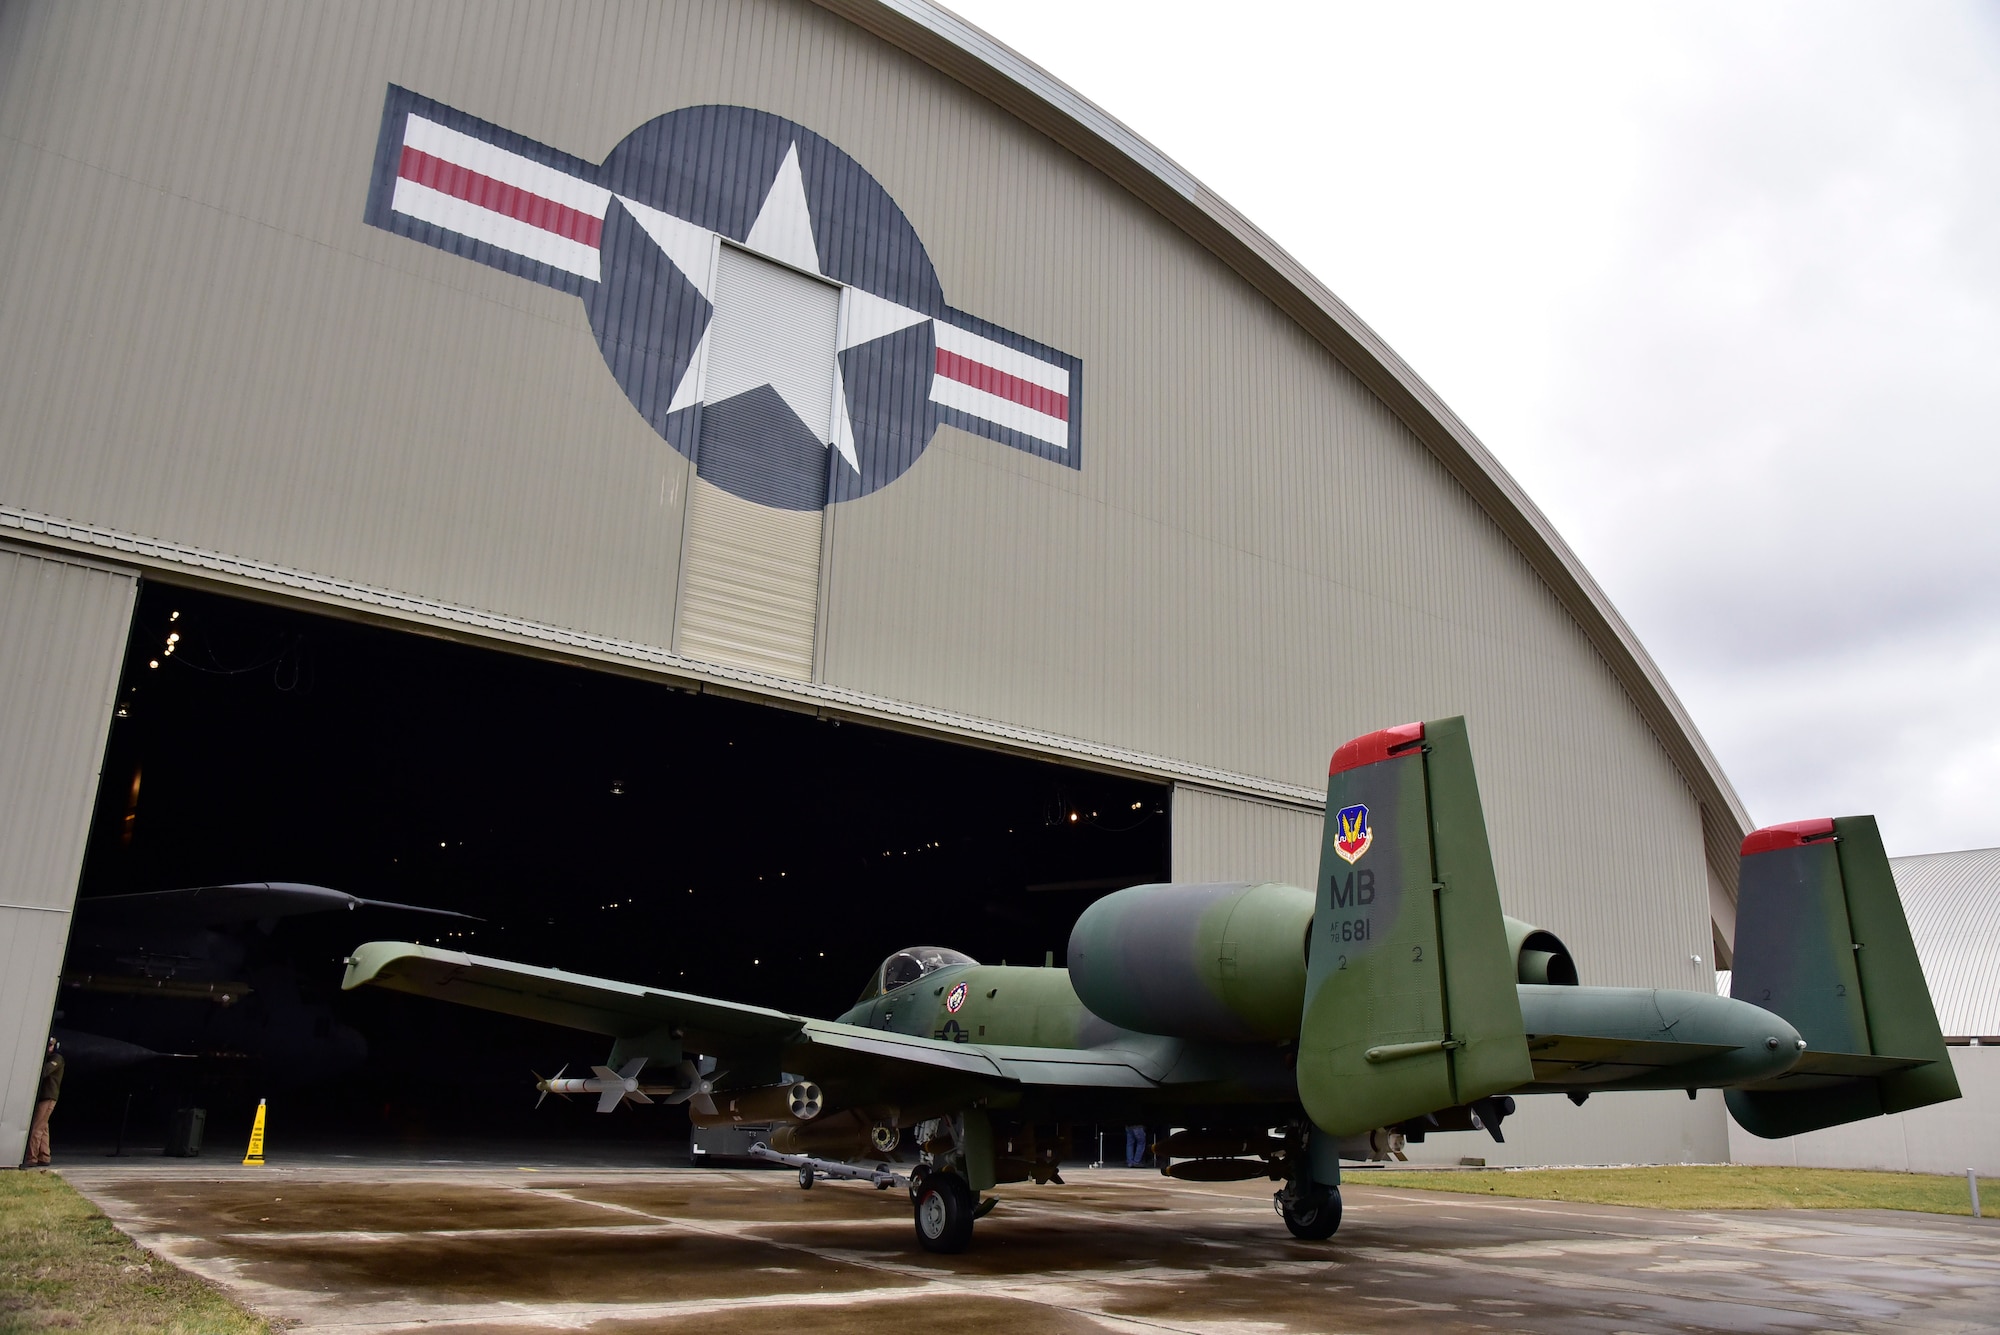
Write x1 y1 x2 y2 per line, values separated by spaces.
1068 881 1314 1043
1503 916 1578 986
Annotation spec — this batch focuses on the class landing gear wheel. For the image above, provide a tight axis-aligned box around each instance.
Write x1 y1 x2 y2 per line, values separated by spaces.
907 1163 931 1204
1279 1183 1342 1240
798 1167 815 1190
913 1172 976 1253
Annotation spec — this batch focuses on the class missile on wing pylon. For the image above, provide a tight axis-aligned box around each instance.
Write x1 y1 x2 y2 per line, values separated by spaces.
534 1057 665 1113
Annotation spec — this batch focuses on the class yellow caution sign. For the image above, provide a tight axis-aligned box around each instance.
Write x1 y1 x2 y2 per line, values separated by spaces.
242 1098 267 1166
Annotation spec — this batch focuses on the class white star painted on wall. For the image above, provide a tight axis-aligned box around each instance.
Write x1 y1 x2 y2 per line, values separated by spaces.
616 144 931 473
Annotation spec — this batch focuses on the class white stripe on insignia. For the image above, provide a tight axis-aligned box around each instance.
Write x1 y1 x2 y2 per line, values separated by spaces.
840 287 930 351
390 178 601 280
616 196 718 302
933 322 1070 395
932 376 1070 449
401 115 611 217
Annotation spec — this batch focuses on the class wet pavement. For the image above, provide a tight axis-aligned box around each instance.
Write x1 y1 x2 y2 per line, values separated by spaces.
60 1161 2000 1333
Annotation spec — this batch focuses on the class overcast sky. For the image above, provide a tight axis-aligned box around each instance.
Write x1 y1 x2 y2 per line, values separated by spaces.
946 0 2000 857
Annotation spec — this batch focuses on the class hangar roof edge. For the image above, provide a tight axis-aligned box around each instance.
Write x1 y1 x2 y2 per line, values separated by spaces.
817 0 1754 882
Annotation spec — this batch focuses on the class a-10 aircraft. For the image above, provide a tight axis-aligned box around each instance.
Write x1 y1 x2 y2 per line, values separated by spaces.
343 717 1959 1252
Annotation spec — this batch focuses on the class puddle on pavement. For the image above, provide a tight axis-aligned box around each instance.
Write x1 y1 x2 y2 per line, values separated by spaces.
105 1179 619 1235
216 1228 923 1305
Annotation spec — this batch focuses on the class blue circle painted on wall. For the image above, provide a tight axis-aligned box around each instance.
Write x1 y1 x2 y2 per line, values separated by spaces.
365 88 1082 511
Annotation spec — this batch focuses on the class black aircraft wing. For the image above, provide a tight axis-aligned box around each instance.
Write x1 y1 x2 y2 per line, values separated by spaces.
75 882 480 929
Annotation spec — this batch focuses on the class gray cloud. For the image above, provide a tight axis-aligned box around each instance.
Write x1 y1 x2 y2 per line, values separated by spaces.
948 0 2000 854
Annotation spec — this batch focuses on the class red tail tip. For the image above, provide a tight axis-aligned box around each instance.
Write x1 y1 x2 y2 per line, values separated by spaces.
1330 722 1424 776
1740 818 1835 857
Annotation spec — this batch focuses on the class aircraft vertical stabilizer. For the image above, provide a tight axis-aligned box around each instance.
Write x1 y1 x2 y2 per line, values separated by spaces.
1726 815 1958 1138
1295 717 1530 1137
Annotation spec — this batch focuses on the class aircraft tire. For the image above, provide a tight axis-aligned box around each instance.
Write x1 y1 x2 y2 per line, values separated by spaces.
913 1172 975 1253
1280 1183 1342 1240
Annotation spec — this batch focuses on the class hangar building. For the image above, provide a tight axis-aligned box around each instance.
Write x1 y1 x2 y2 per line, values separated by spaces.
0 0 1748 1166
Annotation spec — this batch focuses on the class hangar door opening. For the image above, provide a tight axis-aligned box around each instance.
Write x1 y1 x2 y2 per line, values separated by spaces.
57 582 1170 1153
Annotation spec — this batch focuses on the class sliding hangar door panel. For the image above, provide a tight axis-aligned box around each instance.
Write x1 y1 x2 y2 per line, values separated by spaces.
676 244 842 681
0 544 136 1165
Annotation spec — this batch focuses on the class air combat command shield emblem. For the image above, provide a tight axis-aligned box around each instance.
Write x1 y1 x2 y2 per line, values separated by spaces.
1333 803 1373 864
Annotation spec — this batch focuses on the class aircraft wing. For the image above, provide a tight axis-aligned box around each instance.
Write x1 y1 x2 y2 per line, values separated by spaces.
342 942 1164 1102
80 882 479 928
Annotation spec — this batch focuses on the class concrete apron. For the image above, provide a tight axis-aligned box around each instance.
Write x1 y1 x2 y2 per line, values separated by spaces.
60 1163 2000 1334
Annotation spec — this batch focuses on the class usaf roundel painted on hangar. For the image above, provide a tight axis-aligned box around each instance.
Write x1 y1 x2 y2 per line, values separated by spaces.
364 86 1082 511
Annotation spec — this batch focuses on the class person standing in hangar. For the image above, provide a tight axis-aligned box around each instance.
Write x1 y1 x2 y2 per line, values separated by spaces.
22 1036 62 1167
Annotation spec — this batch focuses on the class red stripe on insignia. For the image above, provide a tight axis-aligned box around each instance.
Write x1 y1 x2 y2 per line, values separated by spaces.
397 147 603 249
934 349 1069 421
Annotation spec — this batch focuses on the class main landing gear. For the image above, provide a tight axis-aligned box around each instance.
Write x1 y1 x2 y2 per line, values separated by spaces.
913 1171 977 1252
1275 1180 1343 1240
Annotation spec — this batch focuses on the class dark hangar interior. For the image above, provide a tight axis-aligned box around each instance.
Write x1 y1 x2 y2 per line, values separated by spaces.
57 581 1170 1153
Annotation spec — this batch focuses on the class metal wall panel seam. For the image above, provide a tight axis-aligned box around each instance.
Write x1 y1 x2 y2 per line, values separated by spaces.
0 504 1325 808
812 0 1749 877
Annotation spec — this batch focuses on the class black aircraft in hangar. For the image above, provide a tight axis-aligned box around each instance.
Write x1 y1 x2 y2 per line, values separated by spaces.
54 881 473 1083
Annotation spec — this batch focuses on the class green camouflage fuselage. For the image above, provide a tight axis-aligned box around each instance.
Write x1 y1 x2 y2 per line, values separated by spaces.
827 951 1806 1127
834 962 1299 1124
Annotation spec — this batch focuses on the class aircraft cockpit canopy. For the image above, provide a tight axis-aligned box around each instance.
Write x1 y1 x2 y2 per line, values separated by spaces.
861 946 978 1002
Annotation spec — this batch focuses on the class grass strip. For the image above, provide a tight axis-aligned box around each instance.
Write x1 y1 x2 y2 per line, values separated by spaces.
1367 1164 1995 1215
0 1170 271 1334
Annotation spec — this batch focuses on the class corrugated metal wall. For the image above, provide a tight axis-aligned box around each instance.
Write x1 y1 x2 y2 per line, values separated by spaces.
0 0 695 647
0 544 136 1165
1891 847 2000 1040
0 0 1714 1003
1172 787 1320 890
